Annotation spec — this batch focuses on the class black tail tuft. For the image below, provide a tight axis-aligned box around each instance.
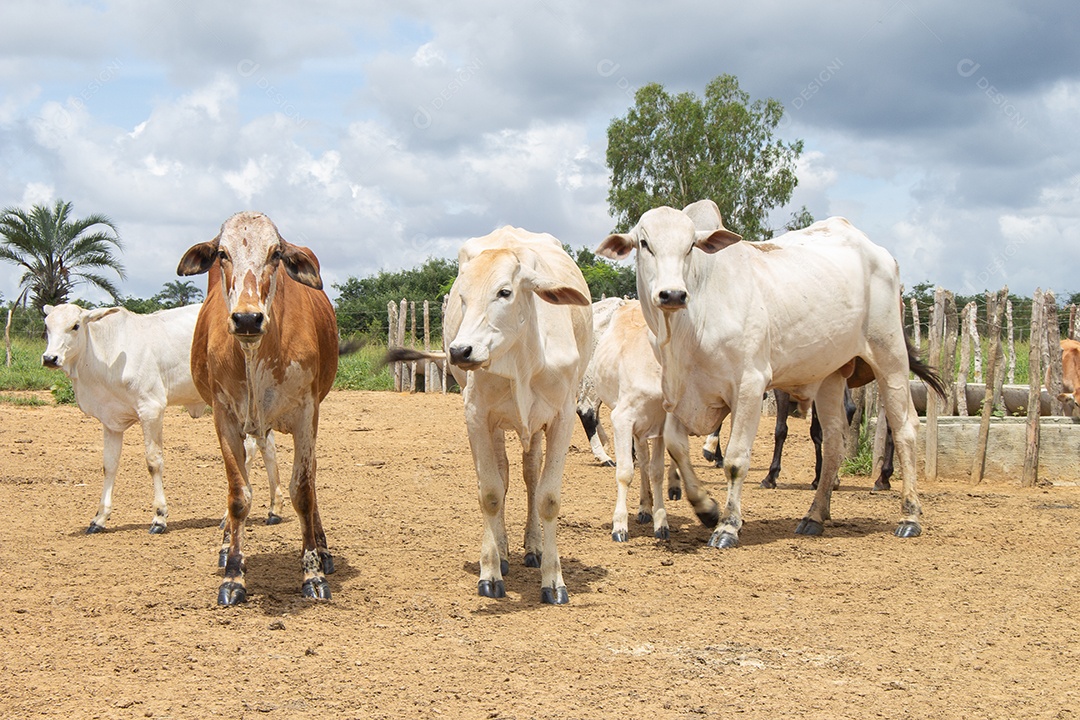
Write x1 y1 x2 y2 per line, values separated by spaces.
906 337 949 399
381 347 438 367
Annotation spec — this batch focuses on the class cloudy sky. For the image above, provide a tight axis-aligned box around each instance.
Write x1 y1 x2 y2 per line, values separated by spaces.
1 1 1077 305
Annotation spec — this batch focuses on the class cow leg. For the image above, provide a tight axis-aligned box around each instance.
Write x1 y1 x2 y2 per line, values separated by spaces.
139 412 169 534
254 431 284 524
873 410 895 491
702 424 724 467
609 406 636 542
709 384 766 549
469 424 510 598
577 402 614 467
637 437 654 525
289 411 330 601
763 390 791 489
879 376 922 537
664 414 720 529
645 435 668 539
88 427 124 533
215 413 251 606
522 430 544 565
808 403 825 489
797 374 846 536
666 462 682 501
536 408 574 605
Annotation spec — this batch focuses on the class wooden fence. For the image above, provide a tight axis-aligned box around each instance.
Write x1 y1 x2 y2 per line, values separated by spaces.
386 297 449 393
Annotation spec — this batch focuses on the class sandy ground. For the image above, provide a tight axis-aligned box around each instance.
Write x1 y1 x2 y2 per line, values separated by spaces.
1 389 1078 720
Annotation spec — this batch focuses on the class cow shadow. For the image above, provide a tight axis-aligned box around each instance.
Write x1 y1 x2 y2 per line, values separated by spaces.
69 514 280 538
659 511 897 553
241 550 363 616
463 555 610 615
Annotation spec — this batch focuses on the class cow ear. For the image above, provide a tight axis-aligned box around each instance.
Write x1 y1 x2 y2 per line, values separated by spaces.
43 305 55 316
520 270 591 306
596 233 635 261
694 228 742 254
177 241 219 276
281 242 323 290
86 307 122 323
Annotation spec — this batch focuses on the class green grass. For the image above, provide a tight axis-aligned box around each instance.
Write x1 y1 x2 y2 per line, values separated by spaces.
0 393 48 406
334 341 395 391
0 338 74 404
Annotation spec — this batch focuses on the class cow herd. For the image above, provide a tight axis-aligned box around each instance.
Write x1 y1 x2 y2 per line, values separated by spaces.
42 204 961 607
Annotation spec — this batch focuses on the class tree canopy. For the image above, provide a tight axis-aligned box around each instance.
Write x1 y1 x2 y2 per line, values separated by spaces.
606 74 804 240
333 257 458 338
0 199 125 311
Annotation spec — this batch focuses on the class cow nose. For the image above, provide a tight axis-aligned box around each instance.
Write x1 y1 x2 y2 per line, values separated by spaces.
231 312 265 335
449 345 473 365
42 355 59 368
658 289 688 307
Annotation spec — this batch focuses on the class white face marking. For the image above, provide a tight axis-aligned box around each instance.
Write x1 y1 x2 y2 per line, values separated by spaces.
216 212 283 338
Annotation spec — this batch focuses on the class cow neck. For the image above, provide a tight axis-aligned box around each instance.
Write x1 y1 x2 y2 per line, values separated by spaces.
239 340 264 436
505 297 544 451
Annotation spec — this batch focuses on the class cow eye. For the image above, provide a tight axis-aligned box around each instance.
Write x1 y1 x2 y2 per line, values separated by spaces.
72 323 80 331
217 250 229 262
640 239 651 254
497 288 512 299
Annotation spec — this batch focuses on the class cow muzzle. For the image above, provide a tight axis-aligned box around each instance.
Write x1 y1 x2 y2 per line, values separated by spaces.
655 288 688 310
449 343 485 371
230 312 266 340
41 354 60 369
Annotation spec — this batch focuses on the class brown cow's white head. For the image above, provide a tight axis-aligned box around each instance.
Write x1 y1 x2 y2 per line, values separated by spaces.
447 246 589 373
41 303 122 370
596 202 741 313
177 212 322 344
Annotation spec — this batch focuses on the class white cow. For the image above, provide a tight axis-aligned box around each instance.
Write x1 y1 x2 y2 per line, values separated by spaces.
388 226 592 604
575 296 627 466
597 200 945 546
590 299 674 542
42 303 281 534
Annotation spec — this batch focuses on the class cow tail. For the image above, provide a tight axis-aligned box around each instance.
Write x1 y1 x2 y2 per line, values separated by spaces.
906 336 948 399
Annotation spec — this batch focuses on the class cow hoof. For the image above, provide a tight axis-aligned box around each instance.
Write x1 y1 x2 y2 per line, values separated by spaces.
874 479 892 491
540 586 569 605
217 582 247 606
894 521 921 538
695 505 720 529
654 526 670 540
636 511 652 524
601 459 615 468
148 522 166 535
523 552 541 568
795 518 825 536
702 448 717 463
668 487 681 501
301 577 331 600
707 530 739 549
265 513 282 526
318 550 335 575
86 522 106 534
478 579 505 598
611 530 629 542
500 559 509 576
761 478 777 489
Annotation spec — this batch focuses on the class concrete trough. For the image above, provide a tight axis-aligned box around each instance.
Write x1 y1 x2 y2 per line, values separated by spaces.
913 416 1080 485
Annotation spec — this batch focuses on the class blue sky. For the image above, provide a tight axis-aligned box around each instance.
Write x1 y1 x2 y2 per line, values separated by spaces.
1 1 1078 304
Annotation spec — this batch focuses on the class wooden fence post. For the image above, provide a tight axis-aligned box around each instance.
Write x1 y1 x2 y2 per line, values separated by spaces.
971 288 1006 483
388 301 400 391
1005 299 1016 384
970 304 983 384
408 301 417 393
925 288 944 481
441 296 449 394
942 292 958 415
397 298 409 392
1044 291 1064 416
910 297 921 349
957 302 974 416
1023 289 1045 487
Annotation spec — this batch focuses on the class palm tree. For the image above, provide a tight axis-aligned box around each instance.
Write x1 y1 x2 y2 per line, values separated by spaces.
0 199 126 311
153 279 203 308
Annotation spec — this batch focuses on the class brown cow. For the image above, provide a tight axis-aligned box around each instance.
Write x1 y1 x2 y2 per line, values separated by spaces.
1056 338 1080 417
178 211 339 605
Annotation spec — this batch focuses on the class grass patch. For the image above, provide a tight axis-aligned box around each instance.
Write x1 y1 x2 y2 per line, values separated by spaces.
0 338 74 403
334 340 395 391
0 393 48 406
841 414 874 477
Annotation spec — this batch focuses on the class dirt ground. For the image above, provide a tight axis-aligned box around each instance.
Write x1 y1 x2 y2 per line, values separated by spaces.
1 390 1078 720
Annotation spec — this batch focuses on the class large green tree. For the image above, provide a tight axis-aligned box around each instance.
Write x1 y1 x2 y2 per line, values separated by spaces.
0 199 125 311
606 74 804 240
334 257 458 338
